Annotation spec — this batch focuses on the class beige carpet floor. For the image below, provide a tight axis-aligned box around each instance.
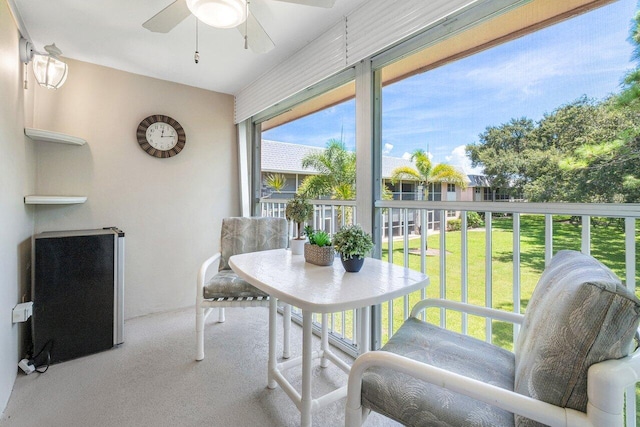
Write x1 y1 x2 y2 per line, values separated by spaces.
0 307 400 427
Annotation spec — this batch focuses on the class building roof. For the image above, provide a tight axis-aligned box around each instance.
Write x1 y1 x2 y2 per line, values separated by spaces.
466 174 492 188
262 140 323 174
261 140 489 186
262 140 417 179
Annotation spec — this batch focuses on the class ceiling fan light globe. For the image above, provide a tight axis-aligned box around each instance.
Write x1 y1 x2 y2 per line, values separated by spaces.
186 0 247 29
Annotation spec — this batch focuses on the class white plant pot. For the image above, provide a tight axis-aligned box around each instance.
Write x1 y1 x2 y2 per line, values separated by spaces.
290 238 306 255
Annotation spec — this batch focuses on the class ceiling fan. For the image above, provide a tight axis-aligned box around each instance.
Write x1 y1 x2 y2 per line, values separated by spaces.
142 0 337 54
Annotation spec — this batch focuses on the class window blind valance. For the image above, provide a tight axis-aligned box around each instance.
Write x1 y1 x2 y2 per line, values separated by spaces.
234 0 478 123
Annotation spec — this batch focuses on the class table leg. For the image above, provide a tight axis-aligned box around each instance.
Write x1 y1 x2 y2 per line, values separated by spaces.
283 303 291 359
301 310 313 427
357 306 371 355
268 297 278 390
320 313 329 368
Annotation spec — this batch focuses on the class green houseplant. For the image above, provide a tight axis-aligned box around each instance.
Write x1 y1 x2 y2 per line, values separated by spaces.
285 195 313 255
333 224 373 272
303 226 334 266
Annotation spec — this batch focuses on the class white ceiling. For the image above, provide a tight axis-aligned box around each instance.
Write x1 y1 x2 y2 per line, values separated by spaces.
11 0 368 95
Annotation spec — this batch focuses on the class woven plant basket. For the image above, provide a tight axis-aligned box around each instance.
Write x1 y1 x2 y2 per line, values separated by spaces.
304 243 335 266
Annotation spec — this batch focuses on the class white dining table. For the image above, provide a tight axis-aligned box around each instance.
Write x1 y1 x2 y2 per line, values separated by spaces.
229 248 429 427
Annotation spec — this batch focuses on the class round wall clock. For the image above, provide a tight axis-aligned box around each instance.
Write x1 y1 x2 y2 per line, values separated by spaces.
136 115 186 158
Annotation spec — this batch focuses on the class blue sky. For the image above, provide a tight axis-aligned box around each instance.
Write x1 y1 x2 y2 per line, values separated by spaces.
263 0 637 173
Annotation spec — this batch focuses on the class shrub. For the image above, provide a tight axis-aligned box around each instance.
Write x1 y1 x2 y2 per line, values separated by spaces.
448 213 483 231
448 219 462 231
467 211 485 228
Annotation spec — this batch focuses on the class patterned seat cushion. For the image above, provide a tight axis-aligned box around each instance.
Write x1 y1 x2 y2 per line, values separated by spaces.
362 317 515 427
219 216 289 271
203 269 269 299
514 250 640 427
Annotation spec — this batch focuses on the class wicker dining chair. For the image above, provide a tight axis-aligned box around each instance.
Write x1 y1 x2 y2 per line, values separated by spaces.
196 217 291 361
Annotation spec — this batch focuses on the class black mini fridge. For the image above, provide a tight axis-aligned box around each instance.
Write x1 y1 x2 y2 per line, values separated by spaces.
32 228 125 363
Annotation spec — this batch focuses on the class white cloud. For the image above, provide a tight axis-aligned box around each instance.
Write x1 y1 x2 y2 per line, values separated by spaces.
445 145 483 175
383 143 393 154
402 152 412 160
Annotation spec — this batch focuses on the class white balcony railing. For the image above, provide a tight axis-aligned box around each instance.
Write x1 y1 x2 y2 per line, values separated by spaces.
262 198 640 424
261 199 639 344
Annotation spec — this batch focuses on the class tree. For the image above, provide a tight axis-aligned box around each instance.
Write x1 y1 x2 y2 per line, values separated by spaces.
467 98 637 203
618 11 640 109
298 139 356 200
539 97 636 202
390 149 467 200
555 9 640 203
297 139 356 225
265 173 287 194
466 117 535 200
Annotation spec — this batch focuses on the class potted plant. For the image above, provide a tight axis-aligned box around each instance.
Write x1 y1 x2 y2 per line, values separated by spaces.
285 194 313 255
333 224 373 272
303 226 334 266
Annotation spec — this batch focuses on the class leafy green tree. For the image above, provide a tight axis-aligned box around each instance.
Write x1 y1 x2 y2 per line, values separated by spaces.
298 139 356 200
390 149 467 200
556 9 640 203
466 118 534 200
618 11 640 109
546 98 637 202
467 98 637 203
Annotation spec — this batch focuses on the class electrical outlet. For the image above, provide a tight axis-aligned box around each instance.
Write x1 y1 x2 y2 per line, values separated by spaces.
12 302 33 323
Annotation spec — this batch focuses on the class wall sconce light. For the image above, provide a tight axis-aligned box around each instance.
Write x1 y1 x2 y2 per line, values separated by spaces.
186 0 247 29
19 38 68 90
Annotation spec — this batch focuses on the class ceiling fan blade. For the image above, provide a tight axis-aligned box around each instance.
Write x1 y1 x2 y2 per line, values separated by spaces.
272 0 336 7
237 13 275 54
142 0 191 33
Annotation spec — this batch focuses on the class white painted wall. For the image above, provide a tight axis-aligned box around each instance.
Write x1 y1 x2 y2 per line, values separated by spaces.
0 0 36 412
30 59 238 318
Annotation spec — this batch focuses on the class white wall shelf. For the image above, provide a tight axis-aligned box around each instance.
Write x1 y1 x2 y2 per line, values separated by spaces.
24 128 87 146
24 196 87 205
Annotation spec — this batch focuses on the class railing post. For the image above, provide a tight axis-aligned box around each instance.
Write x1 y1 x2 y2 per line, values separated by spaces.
485 212 493 344
513 213 521 341
581 215 591 255
439 209 447 328
545 214 553 266
461 211 468 335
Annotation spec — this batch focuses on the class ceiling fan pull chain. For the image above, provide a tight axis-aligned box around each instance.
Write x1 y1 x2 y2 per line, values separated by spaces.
194 18 200 64
244 1 249 50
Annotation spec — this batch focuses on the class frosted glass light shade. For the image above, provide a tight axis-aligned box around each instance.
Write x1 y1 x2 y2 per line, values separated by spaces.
32 44 68 90
186 0 247 29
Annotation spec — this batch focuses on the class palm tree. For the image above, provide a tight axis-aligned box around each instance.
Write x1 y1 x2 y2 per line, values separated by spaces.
390 149 467 200
298 139 356 199
265 173 287 194
298 139 356 226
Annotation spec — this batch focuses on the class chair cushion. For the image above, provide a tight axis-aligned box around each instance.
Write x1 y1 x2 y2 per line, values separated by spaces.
203 270 269 299
219 217 288 271
362 317 515 427
514 250 640 427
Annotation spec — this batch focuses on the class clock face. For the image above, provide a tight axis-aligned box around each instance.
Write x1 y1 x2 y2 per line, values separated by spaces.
146 122 178 151
137 115 186 158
